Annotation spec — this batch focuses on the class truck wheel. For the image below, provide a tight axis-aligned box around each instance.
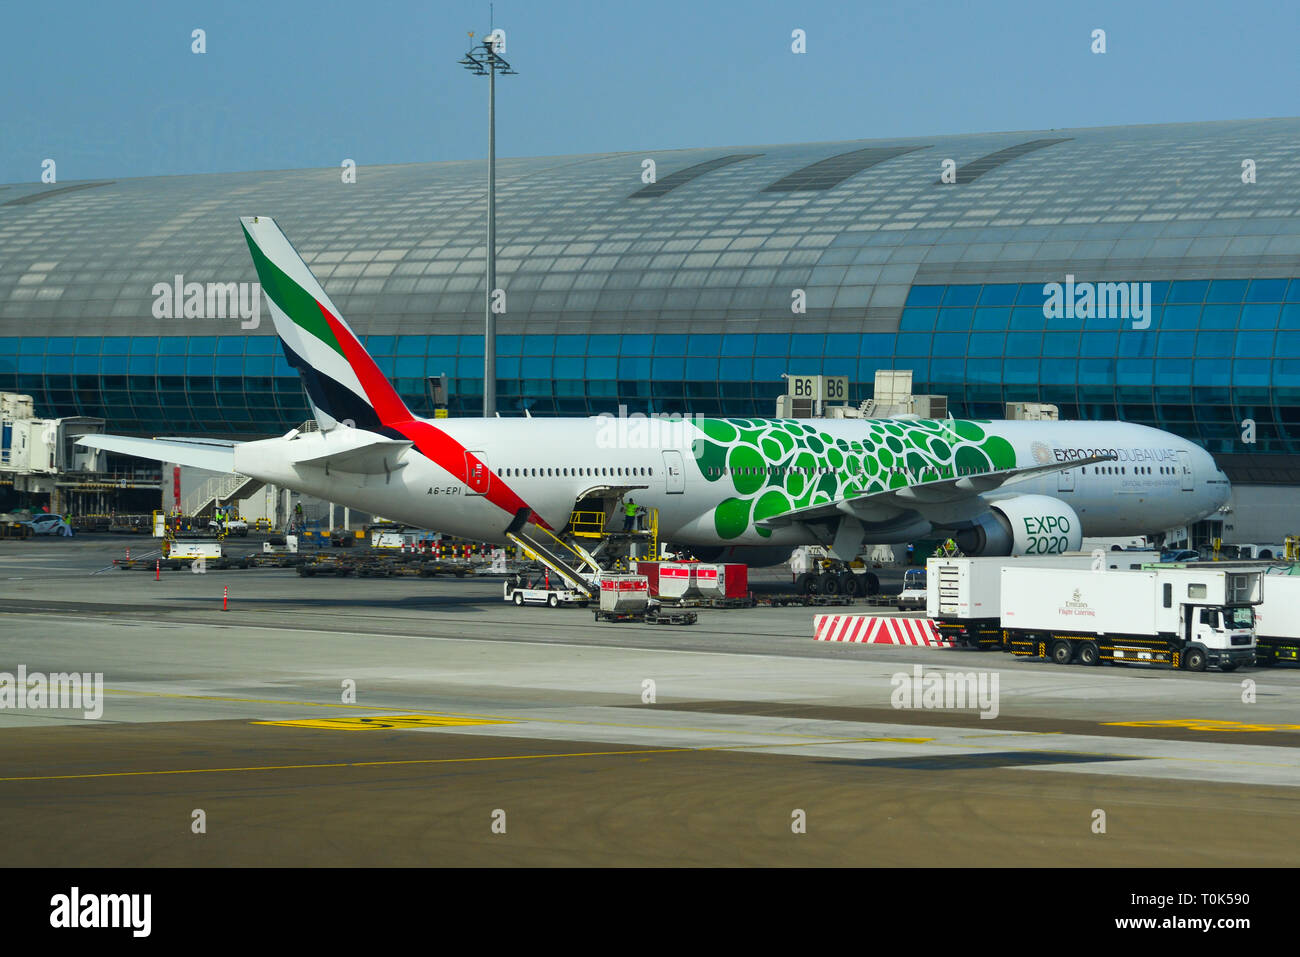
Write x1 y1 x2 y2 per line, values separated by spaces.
861 572 880 596
1183 647 1208 672
547 594 559 608
794 573 817 595
513 592 525 606
839 572 861 597
1078 641 1101 666
819 572 841 596
1050 640 1074 665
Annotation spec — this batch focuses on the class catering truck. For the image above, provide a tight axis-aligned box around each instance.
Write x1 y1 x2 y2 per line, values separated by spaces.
999 566 1262 672
927 554 1152 649
1254 572 1300 666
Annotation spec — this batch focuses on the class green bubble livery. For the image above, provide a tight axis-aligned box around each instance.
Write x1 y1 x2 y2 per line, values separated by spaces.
690 418 1018 540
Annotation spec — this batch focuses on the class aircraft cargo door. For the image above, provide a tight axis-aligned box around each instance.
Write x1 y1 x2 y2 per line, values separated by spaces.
662 450 685 494
465 451 491 495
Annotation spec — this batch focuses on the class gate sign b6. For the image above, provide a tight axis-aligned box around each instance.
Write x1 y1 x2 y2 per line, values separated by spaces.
787 375 848 402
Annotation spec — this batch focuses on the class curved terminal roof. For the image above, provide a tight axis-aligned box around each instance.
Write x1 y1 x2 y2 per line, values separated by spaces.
2 118 1298 340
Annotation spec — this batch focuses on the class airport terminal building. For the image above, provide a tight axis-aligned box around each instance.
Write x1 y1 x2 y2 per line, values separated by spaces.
1 117 1298 541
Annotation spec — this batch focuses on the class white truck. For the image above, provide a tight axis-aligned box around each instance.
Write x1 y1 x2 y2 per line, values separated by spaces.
999 566 1262 672
1254 572 1300 666
927 554 1153 648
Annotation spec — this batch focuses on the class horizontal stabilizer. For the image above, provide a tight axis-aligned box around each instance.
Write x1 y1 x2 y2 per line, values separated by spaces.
76 434 237 473
290 437 412 475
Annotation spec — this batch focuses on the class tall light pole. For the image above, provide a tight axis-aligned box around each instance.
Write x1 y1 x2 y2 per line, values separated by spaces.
460 31 516 418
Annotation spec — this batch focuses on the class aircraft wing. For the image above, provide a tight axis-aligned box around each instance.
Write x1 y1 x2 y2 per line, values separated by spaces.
76 434 237 473
757 454 1116 529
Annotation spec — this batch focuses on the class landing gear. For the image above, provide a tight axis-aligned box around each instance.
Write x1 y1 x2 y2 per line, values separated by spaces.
798 563 878 597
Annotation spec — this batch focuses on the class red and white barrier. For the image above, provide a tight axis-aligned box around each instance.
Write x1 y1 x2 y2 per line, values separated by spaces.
813 614 953 647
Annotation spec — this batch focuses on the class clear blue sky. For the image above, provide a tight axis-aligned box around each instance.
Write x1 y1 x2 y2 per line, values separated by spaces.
4 0 1298 183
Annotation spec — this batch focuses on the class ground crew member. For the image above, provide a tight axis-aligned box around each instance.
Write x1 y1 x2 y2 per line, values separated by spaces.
622 497 638 532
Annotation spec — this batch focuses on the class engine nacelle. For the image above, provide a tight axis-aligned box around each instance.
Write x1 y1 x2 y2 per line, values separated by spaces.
952 495 1082 557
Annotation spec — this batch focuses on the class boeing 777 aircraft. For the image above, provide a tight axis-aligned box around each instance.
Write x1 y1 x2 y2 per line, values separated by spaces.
79 217 1231 569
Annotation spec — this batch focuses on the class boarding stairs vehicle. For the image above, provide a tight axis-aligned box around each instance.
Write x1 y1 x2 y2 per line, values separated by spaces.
505 510 602 599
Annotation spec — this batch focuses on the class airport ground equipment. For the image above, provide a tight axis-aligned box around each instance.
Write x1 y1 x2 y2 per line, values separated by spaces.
927 554 1155 648
756 593 858 607
506 513 601 599
999 566 1262 672
636 561 751 603
895 568 927 611
569 505 660 563
166 539 224 561
594 574 697 624
1254 571 1300 666
115 541 255 572
503 576 590 608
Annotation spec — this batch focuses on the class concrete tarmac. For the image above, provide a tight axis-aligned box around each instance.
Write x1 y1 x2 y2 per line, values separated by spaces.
1 537 1297 866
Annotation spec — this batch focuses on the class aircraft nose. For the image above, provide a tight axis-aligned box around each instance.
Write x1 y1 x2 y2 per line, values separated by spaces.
1213 469 1231 506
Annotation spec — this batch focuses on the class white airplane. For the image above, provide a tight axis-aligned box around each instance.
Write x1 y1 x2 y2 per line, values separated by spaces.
79 217 1231 571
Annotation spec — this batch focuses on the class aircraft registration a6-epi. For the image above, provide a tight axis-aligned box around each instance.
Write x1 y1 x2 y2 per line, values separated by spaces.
79 217 1232 565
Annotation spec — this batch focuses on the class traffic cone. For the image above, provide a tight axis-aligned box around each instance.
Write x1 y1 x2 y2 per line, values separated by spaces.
222 585 228 612
155 559 160 581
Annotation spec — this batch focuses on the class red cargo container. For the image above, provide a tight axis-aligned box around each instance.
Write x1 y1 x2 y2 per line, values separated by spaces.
636 561 662 596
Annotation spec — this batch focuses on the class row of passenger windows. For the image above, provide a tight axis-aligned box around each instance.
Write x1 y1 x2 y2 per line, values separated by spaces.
703 463 1180 480
705 464 999 478
1084 466 1177 475
497 466 653 479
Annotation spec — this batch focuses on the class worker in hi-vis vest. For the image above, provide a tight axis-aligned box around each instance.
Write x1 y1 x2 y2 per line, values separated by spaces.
622 497 638 532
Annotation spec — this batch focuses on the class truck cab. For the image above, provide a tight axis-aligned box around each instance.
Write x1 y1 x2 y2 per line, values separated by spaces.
1182 604 1256 672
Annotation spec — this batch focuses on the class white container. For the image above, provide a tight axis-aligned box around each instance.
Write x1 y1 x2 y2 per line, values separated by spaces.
599 575 650 613
657 562 697 600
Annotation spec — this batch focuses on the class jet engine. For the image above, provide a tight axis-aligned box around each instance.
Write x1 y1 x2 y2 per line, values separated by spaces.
951 494 1082 557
